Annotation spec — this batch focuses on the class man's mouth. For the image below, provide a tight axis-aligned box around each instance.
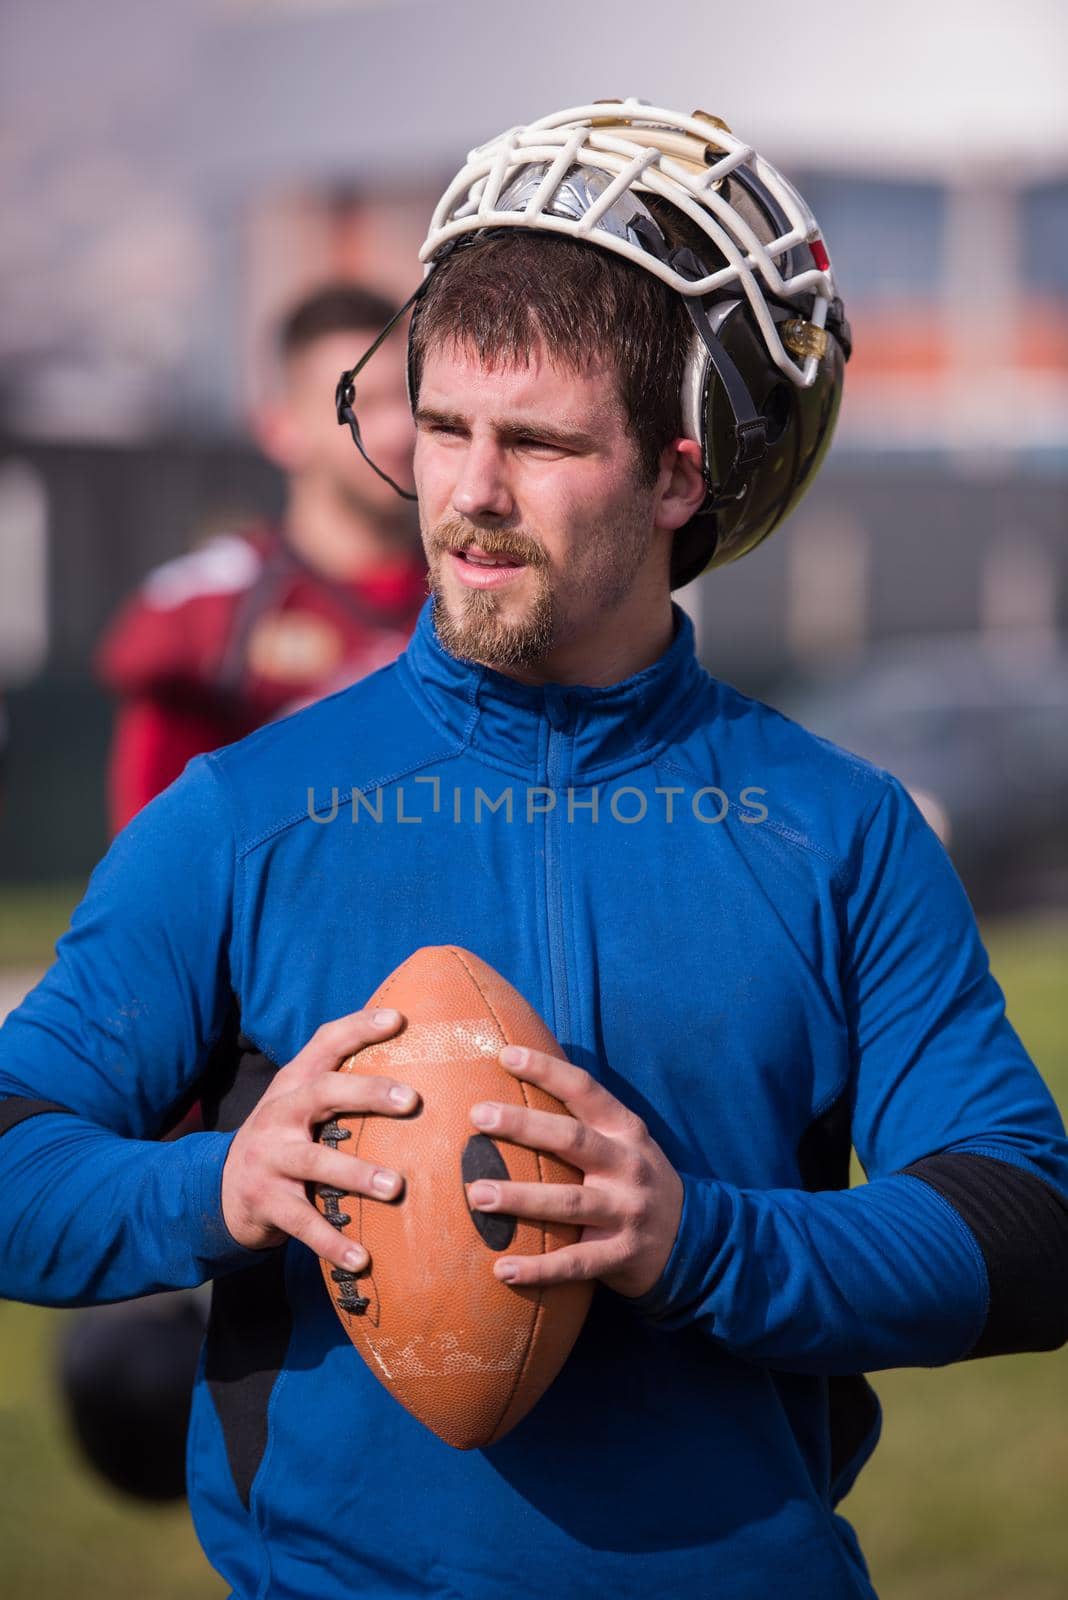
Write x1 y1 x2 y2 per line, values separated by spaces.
454 545 525 568
447 544 529 589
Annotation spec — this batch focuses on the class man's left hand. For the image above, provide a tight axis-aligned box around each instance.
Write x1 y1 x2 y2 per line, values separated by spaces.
465 1045 683 1298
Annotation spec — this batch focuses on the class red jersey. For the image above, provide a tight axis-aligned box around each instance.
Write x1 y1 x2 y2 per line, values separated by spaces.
96 526 426 833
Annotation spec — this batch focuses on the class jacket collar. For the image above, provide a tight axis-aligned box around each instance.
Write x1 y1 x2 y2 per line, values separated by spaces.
398 594 705 781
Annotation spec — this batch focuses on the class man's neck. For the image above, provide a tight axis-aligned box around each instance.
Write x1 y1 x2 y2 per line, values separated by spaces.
283 477 412 583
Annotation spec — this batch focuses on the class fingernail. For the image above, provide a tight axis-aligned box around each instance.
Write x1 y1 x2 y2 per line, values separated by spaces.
373 1008 400 1027
372 1170 399 1196
467 1181 497 1207
389 1084 416 1108
344 1247 367 1270
470 1103 498 1128
497 1262 518 1282
500 1046 524 1067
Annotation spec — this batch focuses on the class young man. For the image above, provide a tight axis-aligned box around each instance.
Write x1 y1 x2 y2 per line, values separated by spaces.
2 102 1066 1599
96 282 426 832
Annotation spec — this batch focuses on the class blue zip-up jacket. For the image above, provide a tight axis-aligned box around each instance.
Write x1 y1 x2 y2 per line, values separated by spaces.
2 597 1067 1600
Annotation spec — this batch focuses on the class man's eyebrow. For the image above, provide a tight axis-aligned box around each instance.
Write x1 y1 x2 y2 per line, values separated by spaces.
413 407 467 430
414 406 597 450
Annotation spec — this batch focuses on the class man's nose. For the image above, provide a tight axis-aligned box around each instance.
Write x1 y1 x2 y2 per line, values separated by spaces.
450 438 513 522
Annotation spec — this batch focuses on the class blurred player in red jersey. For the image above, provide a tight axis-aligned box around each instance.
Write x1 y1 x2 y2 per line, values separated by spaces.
57 285 424 1502
96 283 426 831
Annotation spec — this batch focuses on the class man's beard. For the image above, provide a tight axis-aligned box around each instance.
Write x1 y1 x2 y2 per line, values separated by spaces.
425 508 654 672
426 519 554 669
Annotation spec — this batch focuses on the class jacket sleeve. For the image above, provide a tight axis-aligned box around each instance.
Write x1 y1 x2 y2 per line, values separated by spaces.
624 776 1068 1373
0 754 261 1307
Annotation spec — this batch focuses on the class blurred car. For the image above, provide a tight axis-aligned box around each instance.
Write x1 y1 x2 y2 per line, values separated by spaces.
771 633 1068 914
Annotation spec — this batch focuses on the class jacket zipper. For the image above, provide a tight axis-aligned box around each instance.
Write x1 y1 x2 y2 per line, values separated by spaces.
543 704 572 1048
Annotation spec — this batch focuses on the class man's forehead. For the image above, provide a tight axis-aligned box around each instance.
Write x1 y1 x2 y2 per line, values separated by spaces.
418 338 622 426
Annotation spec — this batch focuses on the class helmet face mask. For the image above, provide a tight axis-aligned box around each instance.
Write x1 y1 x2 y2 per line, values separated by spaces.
337 98 851 586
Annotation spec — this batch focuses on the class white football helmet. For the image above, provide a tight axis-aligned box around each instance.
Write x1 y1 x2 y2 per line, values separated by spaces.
337 99 851 584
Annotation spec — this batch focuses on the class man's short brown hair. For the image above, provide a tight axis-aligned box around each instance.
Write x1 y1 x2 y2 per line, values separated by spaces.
408 225 695 489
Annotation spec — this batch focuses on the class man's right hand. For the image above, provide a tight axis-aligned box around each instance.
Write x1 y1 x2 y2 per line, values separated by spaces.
220 1008 417 1274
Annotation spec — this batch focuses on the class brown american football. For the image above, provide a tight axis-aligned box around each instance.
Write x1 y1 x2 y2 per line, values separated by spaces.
314 945 593 1449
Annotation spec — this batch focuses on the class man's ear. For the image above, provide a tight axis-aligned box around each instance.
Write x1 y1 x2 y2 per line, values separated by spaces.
653 439 707 532
251 401 306 473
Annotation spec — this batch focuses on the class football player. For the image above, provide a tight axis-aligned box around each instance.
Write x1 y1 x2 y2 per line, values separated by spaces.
3 101 1066 1598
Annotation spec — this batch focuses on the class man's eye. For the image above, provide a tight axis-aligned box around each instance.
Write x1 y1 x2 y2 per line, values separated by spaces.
515 437 565 453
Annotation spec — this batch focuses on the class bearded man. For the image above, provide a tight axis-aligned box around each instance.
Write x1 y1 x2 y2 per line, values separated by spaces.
2 101 1065 1600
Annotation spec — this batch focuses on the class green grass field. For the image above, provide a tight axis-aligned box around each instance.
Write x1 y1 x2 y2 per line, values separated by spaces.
0 886 1065 1598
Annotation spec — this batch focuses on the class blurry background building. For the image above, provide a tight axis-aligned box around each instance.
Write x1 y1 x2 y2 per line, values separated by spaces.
0 0 1066 908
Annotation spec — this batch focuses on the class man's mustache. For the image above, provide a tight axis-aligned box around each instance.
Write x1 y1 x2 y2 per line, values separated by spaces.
430 518 547 568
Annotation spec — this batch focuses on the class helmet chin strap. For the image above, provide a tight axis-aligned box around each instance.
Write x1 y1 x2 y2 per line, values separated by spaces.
678 287 768 511
626 218 768 511
334 281 429 503
335 237 481 501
